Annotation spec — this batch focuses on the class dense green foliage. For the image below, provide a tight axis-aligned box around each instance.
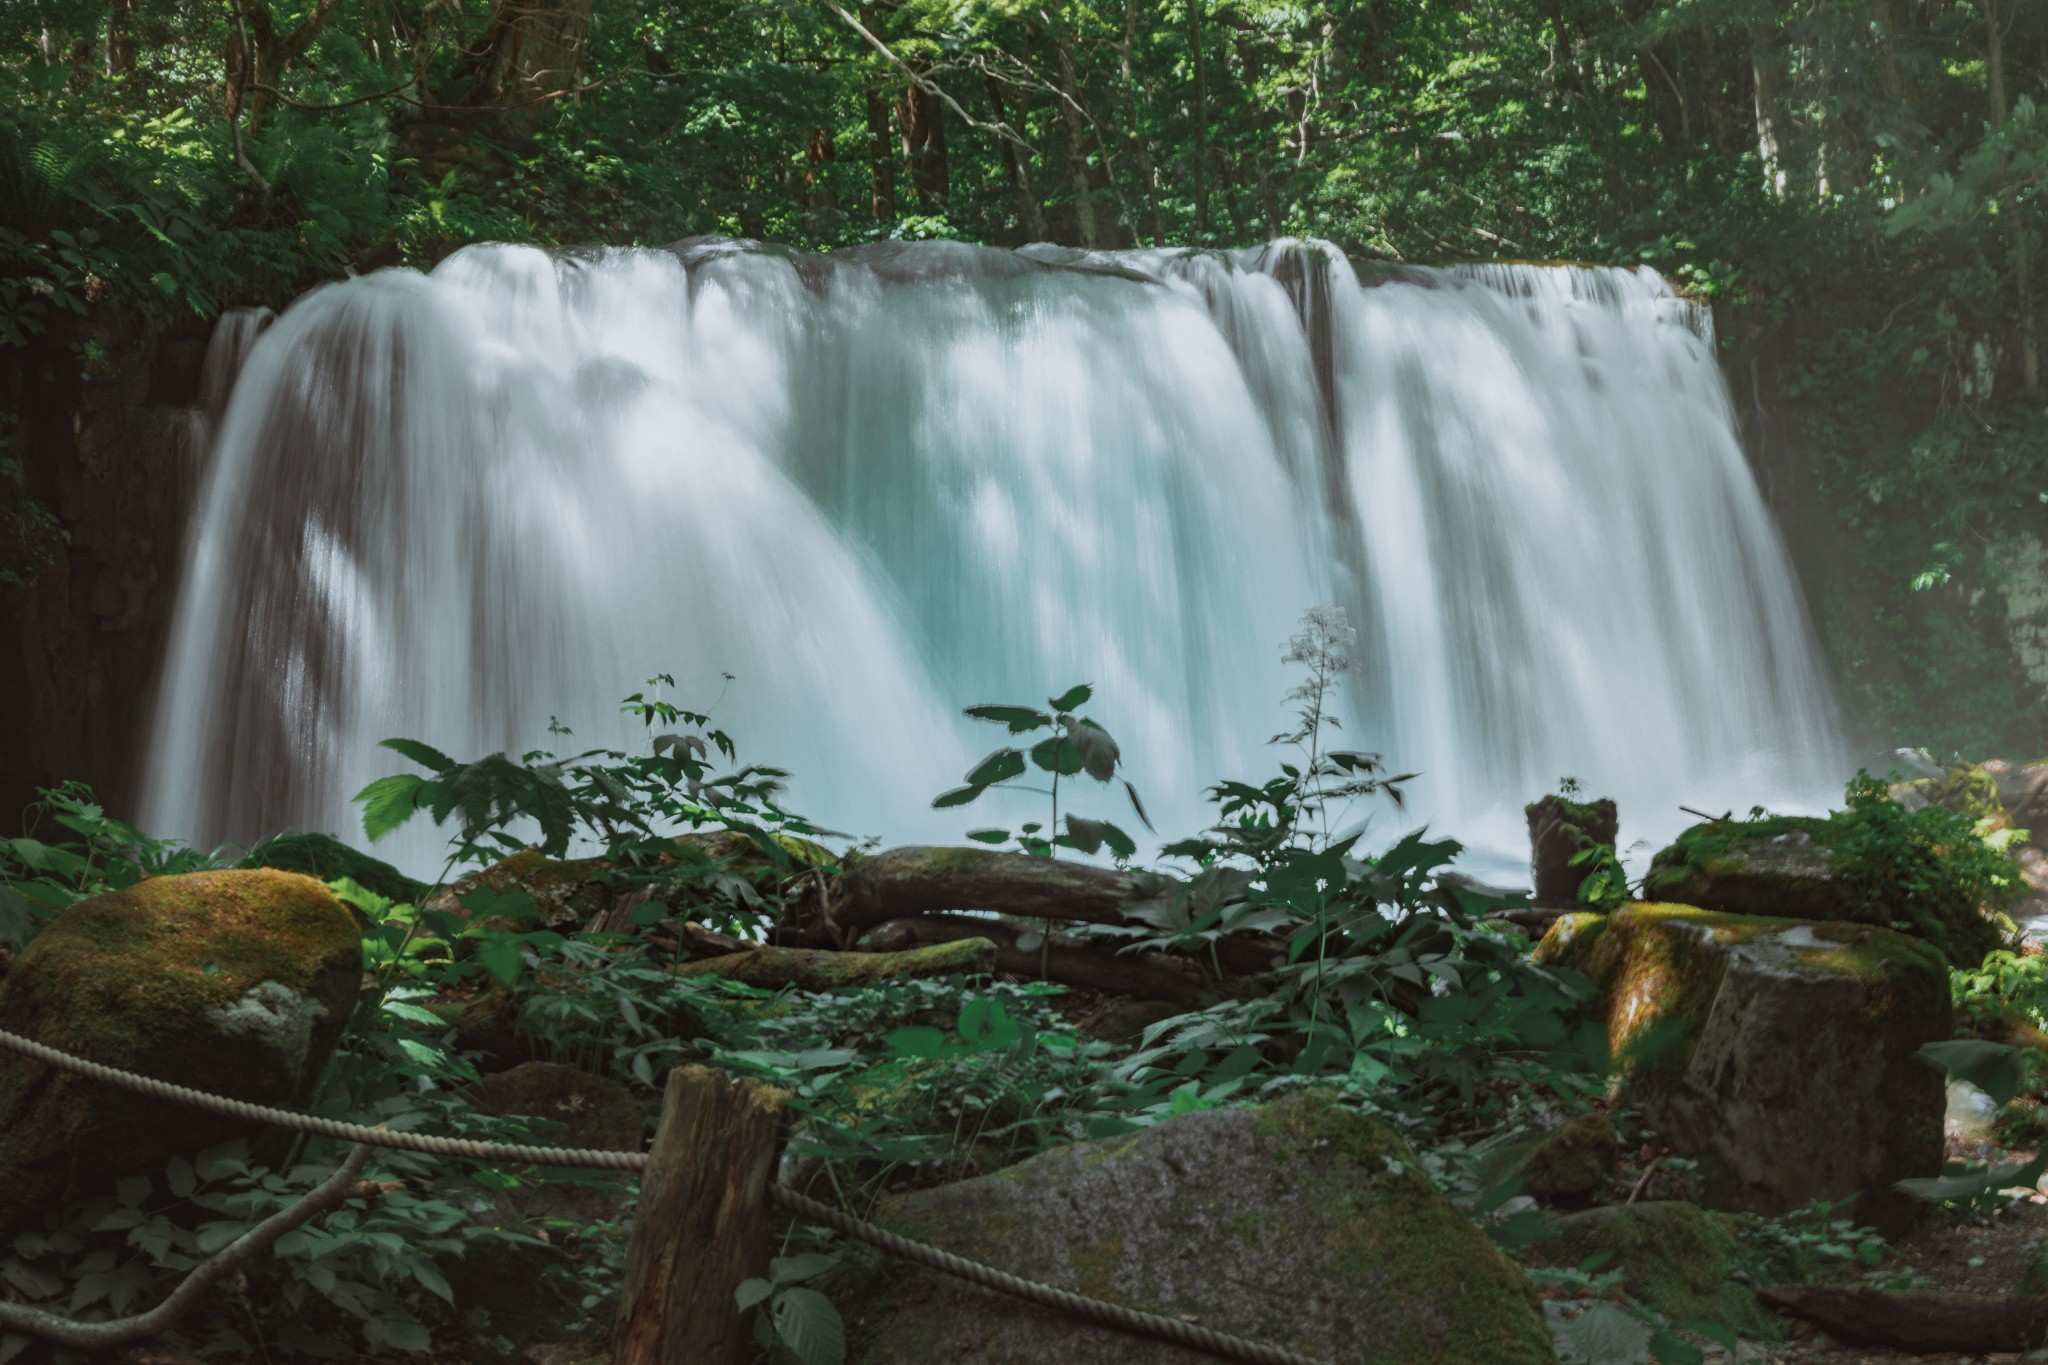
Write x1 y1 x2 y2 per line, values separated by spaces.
0 0 2044 749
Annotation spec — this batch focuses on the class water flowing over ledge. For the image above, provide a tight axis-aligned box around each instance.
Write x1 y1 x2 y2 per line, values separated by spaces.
144 239 1846 877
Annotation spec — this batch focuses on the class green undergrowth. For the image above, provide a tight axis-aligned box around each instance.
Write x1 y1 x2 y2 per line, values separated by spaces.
1644 771 2026 967
1 619 1978 1365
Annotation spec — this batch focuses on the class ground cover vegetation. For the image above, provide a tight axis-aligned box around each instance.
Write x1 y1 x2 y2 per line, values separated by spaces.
1 0 2045 750
0 612 2036 1363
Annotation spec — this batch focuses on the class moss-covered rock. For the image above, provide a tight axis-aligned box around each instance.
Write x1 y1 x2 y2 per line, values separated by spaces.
670 937 996 990
1533 904 1948 1237
0 870 362 1238
824 1091 1556 1364
1641 804 2013 967
1519 1202 1781 1339
1518 1113 1621 1206
239 830 429 905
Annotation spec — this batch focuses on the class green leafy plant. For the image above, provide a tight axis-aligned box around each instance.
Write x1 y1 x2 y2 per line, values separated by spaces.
738 1252 845 1365
934 682 1150 861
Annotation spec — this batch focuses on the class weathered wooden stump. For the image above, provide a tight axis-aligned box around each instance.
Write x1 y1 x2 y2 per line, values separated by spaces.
613 1065 790 1365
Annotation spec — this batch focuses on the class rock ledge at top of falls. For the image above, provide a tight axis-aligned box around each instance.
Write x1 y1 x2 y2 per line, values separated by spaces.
823 1090 1556 1365
1534 904 1948 1238
0 870 363 1238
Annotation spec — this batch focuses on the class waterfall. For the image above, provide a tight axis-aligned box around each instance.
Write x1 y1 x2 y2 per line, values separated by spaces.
142 239 1845 878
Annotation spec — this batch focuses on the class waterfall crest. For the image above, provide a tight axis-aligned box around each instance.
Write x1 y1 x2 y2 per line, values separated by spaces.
143 240 1844 876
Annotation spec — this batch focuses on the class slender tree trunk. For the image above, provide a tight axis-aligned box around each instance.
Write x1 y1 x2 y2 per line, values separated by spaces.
1749 25 1789 196
1188 0 1209 241
864 85 897 222
1984 0 2039 391
984 76 1049 240
1120 0 1165 243
897 67 949 211
1055 32 1104 247
105 0 136 76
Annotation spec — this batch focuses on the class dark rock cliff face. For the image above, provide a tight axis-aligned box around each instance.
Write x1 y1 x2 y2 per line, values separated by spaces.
0 310 214 835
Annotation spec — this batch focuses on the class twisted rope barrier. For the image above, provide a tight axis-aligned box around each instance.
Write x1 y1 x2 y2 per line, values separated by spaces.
0 1025 1328 1365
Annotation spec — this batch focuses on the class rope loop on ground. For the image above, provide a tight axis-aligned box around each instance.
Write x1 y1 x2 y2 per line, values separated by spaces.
0 1025 1330 1365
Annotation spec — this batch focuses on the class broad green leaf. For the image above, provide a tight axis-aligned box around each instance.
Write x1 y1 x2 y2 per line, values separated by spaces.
1916 1039 2030 1107
1029 736 1083 776
353 773 426 843
932 785 986 809
965 827 1011 844
1551 1301 1652 1365
772 1287 845 1365
379 737 457 772
886 1025 948 1058
770 1252 839 1284
965 747 1027 787
964 704 1051 733
735 1278 774 1311
1062 815 1106 855
477 935 523 988
1124 780 1153 830
1048 684 1093 713
1100 821 1137 859
1065 718 1119 782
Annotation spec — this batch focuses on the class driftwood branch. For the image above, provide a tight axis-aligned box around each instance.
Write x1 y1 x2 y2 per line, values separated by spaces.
671 938 997 991
863 915 1218 1007
0 1143 372 1347
836 846 1177 929
1757 1285 2048 1351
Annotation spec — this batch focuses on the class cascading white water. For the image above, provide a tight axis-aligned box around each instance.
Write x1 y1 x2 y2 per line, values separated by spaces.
143 238 1845 878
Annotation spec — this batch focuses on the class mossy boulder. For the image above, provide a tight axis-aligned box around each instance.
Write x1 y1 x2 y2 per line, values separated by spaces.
0 870 362 1237
1518 1113 1622 1206
239 830 429 906
825 1091 1556 1364
1518 1202 1781 1339
1534 904 1948 1236
1642 809 2012 967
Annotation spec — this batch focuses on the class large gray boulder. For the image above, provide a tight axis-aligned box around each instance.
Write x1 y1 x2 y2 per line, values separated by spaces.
1535 905 1949 1236
827 1091 1556 1364
0 870 363 1237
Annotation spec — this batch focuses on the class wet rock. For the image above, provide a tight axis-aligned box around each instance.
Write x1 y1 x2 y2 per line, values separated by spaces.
827 1090 1556 1364
1534 905 1949 1237
0 869 361 1237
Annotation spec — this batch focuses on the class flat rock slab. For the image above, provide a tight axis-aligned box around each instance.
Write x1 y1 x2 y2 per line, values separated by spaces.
829 1091 1556 1364
1536 905 1949 1236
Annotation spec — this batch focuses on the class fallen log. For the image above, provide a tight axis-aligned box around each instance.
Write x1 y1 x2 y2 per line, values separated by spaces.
862 914 1218 1007
670 937 997 991
836 846 1179 929
1756 1285 2048 1352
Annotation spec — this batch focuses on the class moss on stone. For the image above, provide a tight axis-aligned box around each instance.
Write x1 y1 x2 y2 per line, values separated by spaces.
1519 1113 1620 1203
826 1090 1554 1364
0 870 362 1237
1520 1201 1782 1339
670 937 997 990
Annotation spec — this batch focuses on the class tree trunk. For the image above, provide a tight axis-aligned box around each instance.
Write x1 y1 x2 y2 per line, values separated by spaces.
985 76 1049 240
897 68 949 211
671 937 999 991
836 846 1179 928
464 0 593 112
1121 0 1166 243
1758 1286 2048 1352
864 86 897 222
1054 31 1107 247
613 1067 788 1365
862 914 1223 1006
1984 0 2039 391
1749 24 1789 196
1187 0 1209 241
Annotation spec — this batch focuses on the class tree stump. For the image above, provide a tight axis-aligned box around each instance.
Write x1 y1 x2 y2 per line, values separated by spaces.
613 1065 789 1365
1526 794 1618 906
